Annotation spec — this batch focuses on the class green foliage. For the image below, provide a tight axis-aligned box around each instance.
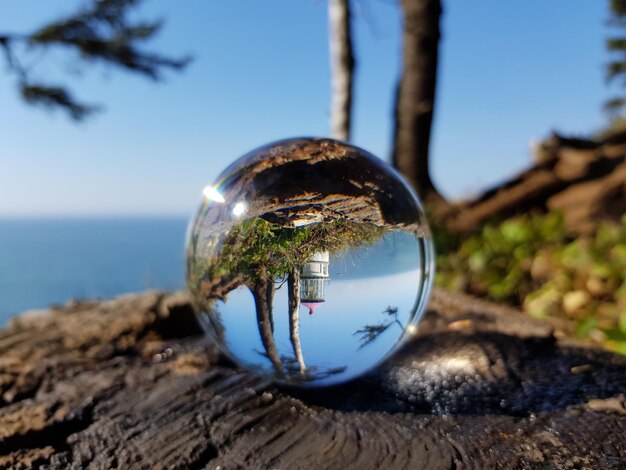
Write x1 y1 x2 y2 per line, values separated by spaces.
436 212 626 355
205 218 385 285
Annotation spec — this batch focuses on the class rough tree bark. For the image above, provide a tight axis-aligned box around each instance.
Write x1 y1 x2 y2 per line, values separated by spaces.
329 0 355 141
288 267 306 374
392 0 444 204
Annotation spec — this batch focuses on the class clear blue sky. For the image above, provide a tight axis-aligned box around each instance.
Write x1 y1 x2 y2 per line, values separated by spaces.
0 0 614 216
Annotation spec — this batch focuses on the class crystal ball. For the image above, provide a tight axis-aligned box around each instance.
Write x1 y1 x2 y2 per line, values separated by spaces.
186 138 434 386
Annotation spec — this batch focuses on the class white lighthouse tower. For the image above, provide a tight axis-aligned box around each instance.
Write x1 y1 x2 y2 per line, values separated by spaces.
300 251 330 315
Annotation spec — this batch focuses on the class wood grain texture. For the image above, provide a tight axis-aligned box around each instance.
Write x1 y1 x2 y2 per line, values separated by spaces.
1 289 625 469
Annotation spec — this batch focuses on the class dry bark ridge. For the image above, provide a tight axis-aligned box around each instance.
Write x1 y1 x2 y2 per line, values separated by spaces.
447 131 626 234
1 290 625 468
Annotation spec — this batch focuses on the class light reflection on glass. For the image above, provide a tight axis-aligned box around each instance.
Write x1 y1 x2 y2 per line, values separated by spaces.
202 185 225 203
232 201 247 217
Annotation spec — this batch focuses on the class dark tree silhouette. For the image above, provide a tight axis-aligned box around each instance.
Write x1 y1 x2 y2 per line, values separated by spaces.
605 0 626 117
0 0 190 120
354 305 402 349
391 0 444 204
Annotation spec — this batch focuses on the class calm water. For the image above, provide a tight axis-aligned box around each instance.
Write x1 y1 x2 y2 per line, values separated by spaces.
0 218 189 324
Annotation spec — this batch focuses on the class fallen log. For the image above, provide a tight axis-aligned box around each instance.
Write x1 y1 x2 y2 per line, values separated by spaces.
446 132 626 234
1 290 625 469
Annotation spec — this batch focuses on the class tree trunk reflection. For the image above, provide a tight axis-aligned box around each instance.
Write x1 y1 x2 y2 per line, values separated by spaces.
251 269 283 375
288 267 306 374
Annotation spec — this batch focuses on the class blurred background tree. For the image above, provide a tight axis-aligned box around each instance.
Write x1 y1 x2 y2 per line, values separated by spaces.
0 0 190 120
1 0 626 356
0 0 618 209
0 0 443 205
332 0 626 355
392 0 443 205
604 0 626 132
327 0 443 204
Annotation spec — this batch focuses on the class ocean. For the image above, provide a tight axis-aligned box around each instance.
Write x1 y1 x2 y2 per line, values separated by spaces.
0 217 189 325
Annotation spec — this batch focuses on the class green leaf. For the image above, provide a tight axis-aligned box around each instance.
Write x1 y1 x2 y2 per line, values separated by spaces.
606 340 626 356
620 309 626 334
575 317 598 339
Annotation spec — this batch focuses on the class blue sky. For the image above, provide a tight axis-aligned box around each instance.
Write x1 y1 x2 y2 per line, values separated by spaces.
0 0 614 216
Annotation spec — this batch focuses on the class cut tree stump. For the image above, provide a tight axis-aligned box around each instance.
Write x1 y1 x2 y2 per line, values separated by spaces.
1 290 625 469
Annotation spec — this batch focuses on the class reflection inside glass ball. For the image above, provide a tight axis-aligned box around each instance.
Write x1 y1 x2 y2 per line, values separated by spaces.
186 138 434 386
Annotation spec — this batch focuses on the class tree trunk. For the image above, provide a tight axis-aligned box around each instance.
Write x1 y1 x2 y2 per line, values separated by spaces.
287 268 306 374
251 272 283 375
328 0 355 141
392 0 443 204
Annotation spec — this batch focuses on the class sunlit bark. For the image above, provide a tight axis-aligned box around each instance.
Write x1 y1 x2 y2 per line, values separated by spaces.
288 267 306 374
328 0 355 141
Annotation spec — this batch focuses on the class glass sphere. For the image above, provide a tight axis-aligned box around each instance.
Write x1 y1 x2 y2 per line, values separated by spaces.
186 138 434 386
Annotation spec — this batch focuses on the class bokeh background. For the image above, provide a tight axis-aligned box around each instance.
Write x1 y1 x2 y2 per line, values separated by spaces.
0 1 620 324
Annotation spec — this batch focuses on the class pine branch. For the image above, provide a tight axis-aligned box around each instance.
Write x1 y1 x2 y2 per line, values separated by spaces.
611 0 626 17
0 0 191 120
354 305 401 349
604 97 626 116
607 37 626 51
21 84 99 121
606 61 626 83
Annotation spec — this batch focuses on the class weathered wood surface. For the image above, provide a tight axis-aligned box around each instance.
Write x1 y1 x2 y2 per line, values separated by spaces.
1 290 625 469
446 132 626 234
